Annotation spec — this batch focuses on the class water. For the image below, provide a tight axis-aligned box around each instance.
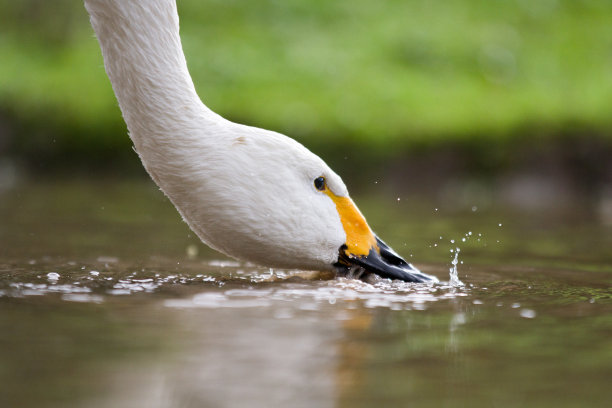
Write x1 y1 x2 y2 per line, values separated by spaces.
1 179 611 408
449 247 463 286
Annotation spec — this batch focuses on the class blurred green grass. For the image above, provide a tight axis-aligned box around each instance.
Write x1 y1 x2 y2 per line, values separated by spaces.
1 0 611 165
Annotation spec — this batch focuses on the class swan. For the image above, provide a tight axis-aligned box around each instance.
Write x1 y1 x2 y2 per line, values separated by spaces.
84 0 437 283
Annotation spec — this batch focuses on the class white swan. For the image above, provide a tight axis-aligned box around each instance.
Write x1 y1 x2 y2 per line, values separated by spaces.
84 0 437 283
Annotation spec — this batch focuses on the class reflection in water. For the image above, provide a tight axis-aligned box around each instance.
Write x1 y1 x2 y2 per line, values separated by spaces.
85 276 470 408
1 265 611 408
90 305 340 408
446 311 467 354
1 263 473 408
3 260 610 407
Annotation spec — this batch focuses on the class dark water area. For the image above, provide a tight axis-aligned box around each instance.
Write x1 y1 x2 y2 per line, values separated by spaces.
0 179 611 408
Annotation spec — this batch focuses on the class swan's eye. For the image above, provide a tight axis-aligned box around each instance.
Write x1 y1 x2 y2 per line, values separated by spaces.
314 176 326 191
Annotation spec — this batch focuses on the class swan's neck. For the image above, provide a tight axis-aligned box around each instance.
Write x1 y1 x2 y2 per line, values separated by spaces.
85 0 220 156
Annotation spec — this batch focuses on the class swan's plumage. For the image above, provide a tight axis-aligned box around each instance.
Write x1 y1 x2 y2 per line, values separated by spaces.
84 0 438 282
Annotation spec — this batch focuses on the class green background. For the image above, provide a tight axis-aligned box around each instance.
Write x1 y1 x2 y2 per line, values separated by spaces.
0 0 611 177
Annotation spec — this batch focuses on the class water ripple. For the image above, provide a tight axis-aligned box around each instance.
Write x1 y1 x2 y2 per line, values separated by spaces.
164 277 469 311
1 261 468 311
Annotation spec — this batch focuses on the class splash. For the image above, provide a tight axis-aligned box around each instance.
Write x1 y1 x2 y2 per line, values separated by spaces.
449 247 464 286
1 259 470 311
164 277 468 312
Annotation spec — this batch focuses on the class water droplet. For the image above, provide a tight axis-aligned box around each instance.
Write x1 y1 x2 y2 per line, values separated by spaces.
186 244 198 259
47 272 60 282
520 309 536 319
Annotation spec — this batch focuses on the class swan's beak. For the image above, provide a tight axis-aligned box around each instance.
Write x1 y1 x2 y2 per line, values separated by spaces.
337 236 439 283
328 193 438 283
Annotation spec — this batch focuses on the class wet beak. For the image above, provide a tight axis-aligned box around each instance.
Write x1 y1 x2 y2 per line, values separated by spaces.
325 190 437 283
336 236 438 283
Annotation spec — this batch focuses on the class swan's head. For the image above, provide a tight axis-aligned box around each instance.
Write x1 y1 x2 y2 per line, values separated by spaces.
305 171 438 283
183 125 437 283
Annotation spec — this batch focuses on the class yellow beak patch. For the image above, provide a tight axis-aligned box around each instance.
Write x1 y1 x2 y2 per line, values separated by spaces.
325 190 378 257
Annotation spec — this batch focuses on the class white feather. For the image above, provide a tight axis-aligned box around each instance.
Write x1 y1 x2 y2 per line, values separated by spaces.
84 0 348 270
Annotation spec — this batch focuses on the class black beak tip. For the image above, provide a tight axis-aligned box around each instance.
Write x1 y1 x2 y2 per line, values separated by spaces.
335 238 439 283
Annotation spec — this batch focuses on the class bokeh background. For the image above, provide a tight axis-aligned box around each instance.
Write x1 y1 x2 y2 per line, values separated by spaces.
1 0 611 210
1 3 611 407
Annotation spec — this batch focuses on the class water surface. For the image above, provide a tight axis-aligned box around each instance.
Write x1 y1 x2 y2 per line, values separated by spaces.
1 179 610 407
